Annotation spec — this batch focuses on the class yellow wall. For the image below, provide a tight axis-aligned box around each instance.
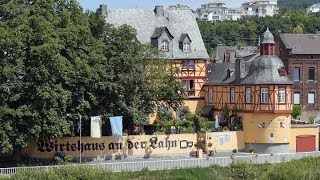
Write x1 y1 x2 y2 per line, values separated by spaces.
183 99 205 114
242 113 291 144
22 134 197 159
149 99 205 124
199 131 245 152
289 126 319 152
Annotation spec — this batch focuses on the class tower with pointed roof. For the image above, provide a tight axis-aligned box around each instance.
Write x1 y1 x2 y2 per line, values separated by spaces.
203 28 296 153
260 27 276 55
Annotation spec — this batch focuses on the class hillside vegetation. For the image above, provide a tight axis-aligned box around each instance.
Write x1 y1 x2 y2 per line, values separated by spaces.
198 8 320 54
278 0 320 9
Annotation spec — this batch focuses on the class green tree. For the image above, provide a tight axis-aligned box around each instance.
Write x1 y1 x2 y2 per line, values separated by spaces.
0 0 100 162
0 0 186 162
293 24 304 33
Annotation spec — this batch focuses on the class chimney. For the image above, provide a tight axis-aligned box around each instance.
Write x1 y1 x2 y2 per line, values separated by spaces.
99 4 108 18
235 58 245 83
154 6 164 16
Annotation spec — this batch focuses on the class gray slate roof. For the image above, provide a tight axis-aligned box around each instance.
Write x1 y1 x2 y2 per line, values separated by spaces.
241 55 292 85
151 27 173 39
205 55 292 86
280 33 320 55
106 8 209 60
214 46 258 63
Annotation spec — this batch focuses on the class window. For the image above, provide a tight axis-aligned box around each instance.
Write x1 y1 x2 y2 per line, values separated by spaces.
182 80 194 92
189 80 194 91
212 15 220 20
188 60 194 70
246 87 251 104
261 88 268 104
183 43 190 52
230 87 235 103
308 92 315 105
293 92 300 105
208 89 213 103
182 61 188 70
279 87 286 103
182 60 194 71
182 80 187 90
258 122 265 128
161 40 169 51
293 67 300 81
308 67 315 81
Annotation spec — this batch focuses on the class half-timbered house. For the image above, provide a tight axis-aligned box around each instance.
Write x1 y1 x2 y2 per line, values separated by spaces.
203 28 294 153
99 5 210 122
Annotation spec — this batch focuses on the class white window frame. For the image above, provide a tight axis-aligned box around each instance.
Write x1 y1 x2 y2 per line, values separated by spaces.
182 61 188 70
308 92 315 105
161 40 169 51
183 42 191 52
261 88 269 104
230 87 235 103
246 87 251 104
279 87 286 103
208 89 213 103
293 92 300 105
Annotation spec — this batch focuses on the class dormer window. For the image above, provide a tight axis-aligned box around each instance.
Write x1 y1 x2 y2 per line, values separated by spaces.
183 42 191 52
161 40 169 52
179 34 192 53
150 26 174 51
278 67 286 76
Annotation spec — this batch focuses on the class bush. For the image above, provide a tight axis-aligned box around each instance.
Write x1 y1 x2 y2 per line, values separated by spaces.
54 155 73 165
292 105 302 119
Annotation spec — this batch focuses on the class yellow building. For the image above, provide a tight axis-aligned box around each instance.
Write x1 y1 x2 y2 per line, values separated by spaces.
203 28 296 153
103 5 210 123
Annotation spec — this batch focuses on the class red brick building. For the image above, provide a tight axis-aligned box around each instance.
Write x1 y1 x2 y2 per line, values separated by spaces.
276 32 320 120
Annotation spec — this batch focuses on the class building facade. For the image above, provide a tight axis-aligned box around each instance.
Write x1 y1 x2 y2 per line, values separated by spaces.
203 28 294 153
241 0 279 17
307 3 320 14
98 5 210 119
195 0 278 22
276 32 320 120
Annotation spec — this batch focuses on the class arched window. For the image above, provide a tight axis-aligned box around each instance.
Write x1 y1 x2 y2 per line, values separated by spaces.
161 40 169 51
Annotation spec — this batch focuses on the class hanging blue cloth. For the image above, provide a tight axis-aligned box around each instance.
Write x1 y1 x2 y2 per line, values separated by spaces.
109 116 123 138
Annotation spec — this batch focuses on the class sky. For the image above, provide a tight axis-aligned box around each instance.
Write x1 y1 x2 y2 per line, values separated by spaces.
78 0 248 11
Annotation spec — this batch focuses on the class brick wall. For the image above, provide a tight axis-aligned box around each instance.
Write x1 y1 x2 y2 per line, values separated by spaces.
278 38 320 118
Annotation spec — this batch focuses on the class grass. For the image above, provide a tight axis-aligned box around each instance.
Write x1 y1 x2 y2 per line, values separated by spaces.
2 157 320 179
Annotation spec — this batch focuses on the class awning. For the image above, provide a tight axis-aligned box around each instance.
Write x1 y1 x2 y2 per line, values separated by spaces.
201 105 214 116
